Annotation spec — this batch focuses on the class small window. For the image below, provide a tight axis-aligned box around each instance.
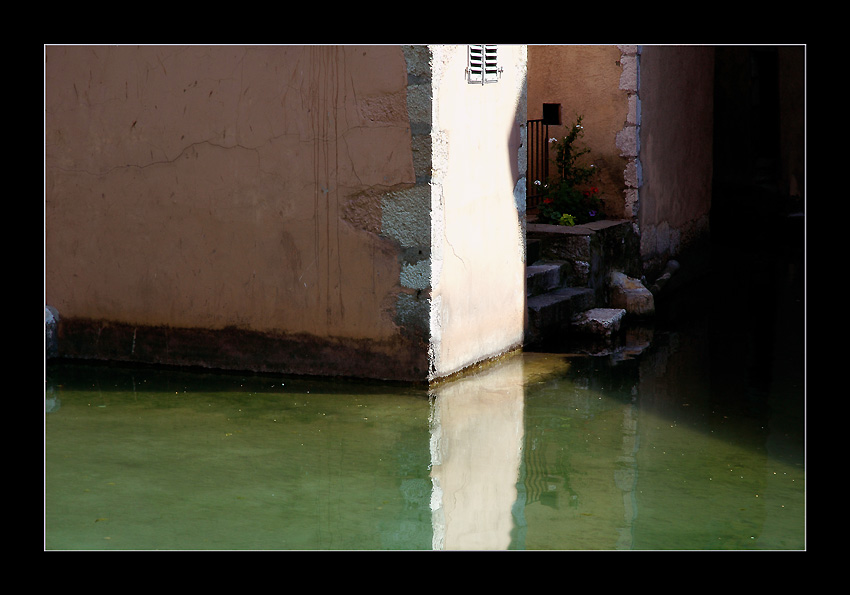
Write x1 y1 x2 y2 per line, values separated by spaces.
542 103 562 126
467 45 501 84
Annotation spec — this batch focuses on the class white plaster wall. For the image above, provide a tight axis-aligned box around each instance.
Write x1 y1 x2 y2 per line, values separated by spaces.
429 45 527 379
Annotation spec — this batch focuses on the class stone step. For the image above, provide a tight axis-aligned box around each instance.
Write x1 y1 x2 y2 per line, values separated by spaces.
571 307 626 338
524 220 648 349
526 287 595 344
526 262 570 297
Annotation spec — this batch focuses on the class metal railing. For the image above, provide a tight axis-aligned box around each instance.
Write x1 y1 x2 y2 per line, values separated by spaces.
526 119 549 208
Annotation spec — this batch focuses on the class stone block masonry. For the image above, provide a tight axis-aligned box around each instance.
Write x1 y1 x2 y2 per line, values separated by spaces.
617 45 642 220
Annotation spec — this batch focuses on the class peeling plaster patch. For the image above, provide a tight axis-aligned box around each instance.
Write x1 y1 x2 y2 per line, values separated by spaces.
624 159 642 188
628 93 641 127
380 185 431 247
618 56 638 92
400 258 431 290
616 126 639 158
624 188 640 219
395 292 430 337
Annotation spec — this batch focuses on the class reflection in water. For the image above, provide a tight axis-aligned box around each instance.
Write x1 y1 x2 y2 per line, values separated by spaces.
428 354 525 550
509 354 645 550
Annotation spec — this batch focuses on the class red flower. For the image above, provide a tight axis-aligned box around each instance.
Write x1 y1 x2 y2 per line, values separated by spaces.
543 197 553 204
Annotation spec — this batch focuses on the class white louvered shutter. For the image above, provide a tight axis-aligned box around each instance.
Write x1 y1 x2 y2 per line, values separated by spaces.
468 45 500 84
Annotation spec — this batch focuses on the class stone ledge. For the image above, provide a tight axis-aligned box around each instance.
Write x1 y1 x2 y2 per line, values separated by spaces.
527 219 631 237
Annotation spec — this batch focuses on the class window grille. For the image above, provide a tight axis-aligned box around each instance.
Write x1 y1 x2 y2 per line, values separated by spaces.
467 45 501 84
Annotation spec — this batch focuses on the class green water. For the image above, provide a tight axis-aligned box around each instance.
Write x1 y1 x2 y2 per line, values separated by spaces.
44 369 433 550
44 326 804 550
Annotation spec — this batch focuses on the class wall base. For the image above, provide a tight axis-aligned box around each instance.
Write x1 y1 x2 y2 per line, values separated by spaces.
55 318 431 384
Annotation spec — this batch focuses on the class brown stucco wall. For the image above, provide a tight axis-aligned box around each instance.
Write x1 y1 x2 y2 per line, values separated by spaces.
527 45 631 219
637 46 715 277
45 45 430 380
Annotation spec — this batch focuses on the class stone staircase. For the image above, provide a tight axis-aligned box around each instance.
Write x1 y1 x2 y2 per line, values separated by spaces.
525 219 647 349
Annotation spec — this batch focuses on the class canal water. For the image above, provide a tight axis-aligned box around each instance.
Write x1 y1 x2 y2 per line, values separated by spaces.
44 226 804 551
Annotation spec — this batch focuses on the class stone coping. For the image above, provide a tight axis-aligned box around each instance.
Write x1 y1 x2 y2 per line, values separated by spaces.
527 219 631 236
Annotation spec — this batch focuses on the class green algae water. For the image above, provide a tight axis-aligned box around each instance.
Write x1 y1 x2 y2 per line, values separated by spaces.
44 368 433 550
44 328 804 550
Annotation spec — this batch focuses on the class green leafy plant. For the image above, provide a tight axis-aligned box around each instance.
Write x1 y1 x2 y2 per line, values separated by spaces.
536 115 603 226
558 213 576 226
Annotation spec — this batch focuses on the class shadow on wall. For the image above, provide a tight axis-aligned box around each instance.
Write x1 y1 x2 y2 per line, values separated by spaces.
514 68 529 263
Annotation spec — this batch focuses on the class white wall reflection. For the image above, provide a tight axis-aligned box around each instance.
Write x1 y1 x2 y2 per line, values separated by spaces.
428 353 525 550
